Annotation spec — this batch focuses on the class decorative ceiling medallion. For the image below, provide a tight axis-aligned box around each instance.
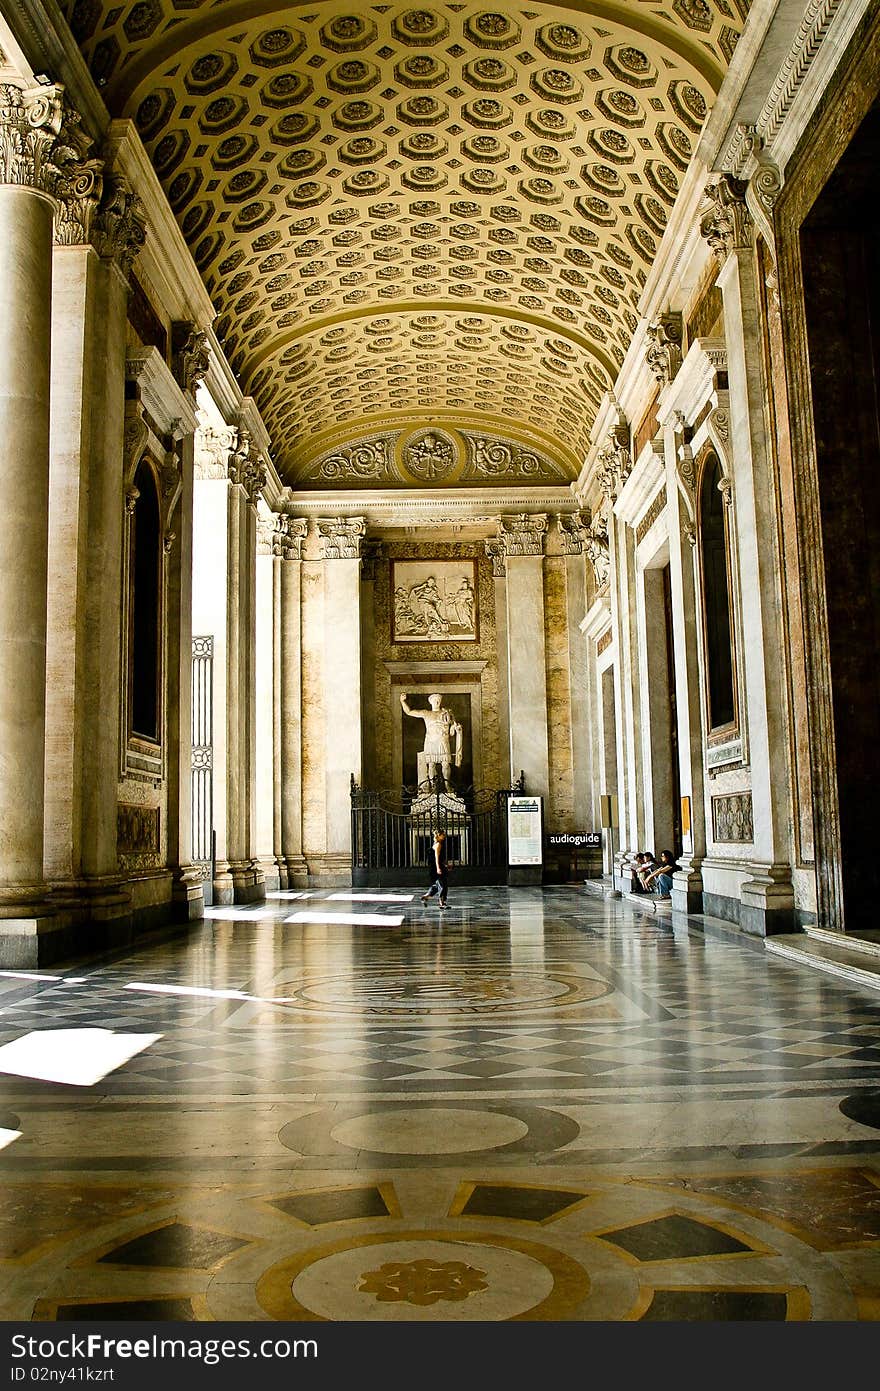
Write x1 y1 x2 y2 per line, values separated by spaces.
249 28 306 69
464 13 522 50
333 99 384 130
656 122 693 170
401 165 447 191
462 98 512 130
286 180 332 208
395 54 449 87
535 24 591 63
530 69 583 105
595 89 645 127
522 144 569 173
645 160 679 204
581 163 626 196
668 80 708 132
320 15 377 52
184 51 237 96
268 111 319 146
327 59 380 94
260 72 313 108
397 95 449 125
525 108 575 141
342 170 391 196
392 10 449 46
198 94 247 135
461 134 508 163
461 168 507 194
603 45 657 89
400 131 448 160
519 177 564 206
401 427 459 481
339 136 387 165
587 127 635 164
463 57 516 91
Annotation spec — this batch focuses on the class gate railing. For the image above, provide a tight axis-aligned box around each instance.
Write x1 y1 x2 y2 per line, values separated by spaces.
350 772 524 883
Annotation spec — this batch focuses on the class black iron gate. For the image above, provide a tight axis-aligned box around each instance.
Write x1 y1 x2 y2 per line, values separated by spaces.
350 774 524 887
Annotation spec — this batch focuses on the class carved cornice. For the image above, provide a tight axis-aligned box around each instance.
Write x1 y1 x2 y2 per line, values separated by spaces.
126 347 198 438
699 174 753 261
556 509 592 555
316 516 366 559
497 513 548 558
657 337 727 432
644 312 683 387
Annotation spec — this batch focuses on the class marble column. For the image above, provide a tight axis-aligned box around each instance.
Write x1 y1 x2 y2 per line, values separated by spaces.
242 468 264 893
278 517 309 886
497 515 550 800
485 540 511 788
557 514 595 831
703 176 794 933
318 518 365 882
167 326 210 920
192 429 234 903
0 85 67 943
663 429 707 913
254 510 279 891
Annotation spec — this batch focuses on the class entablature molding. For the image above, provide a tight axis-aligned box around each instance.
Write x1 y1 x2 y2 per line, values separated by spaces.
127 347 198 440
279 487 574 535
580 595 613 645
614 442 666 531
657 337 728 430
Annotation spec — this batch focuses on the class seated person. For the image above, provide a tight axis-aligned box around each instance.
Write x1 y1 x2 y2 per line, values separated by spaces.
634 851 657 891
642 849 678 899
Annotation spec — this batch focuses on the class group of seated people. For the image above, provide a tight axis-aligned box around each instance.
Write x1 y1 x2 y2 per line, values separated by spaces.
632 849 678 900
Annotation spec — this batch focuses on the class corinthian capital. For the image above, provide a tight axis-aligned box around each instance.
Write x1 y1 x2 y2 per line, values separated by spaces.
497 513 548 557
584 514 610 590
317 516 366 559
92 172 146 273
699 174 753 261
644 312 683 387
556 509 592 555
0 81 65 192
275 515 309 560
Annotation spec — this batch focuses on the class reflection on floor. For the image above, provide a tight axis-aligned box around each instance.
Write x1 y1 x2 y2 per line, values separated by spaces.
1 885 879 1322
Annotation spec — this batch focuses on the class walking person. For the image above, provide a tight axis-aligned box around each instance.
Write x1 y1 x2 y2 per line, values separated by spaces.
421 828 449 910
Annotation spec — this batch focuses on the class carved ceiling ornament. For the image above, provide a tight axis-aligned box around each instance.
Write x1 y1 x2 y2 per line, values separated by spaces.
645 312 683 387
402 426 458 481
64 4 748 477
318 438 391 481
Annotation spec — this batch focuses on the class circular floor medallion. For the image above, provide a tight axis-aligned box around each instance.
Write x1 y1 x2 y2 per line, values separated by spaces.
331 1106 528 1154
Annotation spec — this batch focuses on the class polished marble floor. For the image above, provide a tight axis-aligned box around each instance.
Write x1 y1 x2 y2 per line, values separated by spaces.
1 885 879 1322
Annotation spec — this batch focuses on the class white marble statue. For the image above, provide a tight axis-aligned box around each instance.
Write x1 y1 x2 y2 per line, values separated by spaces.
400 692 463 791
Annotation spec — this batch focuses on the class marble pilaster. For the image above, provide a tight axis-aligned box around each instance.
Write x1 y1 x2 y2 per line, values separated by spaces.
497 516 550 802
278 517 308 886
319 518 365 880
254 512 279 891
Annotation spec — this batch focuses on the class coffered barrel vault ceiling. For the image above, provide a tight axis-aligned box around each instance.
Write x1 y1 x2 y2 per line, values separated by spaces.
64 1 749 486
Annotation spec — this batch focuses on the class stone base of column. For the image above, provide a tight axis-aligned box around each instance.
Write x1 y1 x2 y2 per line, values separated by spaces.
0 913 64 968
739 862 794 936
307 852 351 887
171 864 206 921
672 861 703 915
213 860 235 905
229 860 263 903
258 856 280 892
284 855 310 889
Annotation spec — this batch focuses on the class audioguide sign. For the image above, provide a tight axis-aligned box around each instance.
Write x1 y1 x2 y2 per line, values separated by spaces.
546 832 602 850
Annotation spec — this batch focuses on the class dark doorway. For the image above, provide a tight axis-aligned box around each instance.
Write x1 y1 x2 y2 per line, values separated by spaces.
800 98 880 926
